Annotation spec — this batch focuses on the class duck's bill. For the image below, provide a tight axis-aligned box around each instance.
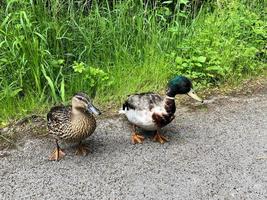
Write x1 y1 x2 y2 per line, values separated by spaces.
88 104 101 115
187 89 203 103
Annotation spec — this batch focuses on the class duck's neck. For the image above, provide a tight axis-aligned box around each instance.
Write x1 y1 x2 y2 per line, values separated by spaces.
72 107 82 116
164 96 176 114
71 107 89 121
71 107 96 132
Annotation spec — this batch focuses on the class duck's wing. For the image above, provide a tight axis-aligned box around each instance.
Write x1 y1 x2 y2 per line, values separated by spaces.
123 92 163 111
47 105 72 132
47 105 71 122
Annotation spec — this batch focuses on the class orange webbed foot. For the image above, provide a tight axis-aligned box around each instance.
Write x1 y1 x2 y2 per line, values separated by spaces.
49 147 65 161
131 133 145 144
75 143 90 156
153 131 168 144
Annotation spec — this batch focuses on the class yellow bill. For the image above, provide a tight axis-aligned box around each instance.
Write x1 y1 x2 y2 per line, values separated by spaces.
187 88 203 103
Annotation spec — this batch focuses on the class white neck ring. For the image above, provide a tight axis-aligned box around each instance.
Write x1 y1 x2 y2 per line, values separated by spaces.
165 96 175 100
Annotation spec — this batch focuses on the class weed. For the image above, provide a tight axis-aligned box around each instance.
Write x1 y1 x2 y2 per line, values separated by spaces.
0 0 266 123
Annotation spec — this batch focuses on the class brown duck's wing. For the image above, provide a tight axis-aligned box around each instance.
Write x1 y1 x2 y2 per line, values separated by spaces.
123 92 163 111
47 105 72 134
47 105 71 122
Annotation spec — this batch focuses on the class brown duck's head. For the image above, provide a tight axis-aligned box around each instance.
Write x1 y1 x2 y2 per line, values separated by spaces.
166 76 203 103
72 92 101 115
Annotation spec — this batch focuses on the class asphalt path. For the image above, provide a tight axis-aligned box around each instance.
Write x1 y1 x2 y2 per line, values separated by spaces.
0 92 266 200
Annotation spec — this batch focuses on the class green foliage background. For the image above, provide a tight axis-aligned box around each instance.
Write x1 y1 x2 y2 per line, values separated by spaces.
0 0 266 124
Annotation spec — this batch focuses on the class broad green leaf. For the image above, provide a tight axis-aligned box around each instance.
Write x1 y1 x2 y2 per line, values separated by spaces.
197 56 207 63
73 62 85 73
195 63 202 67
180 0 189 4
175 56 183 64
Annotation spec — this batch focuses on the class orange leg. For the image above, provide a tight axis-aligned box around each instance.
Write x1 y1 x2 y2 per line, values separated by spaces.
131 125 145 144
153 130 168 144
49 140 65 161
75 141 90 156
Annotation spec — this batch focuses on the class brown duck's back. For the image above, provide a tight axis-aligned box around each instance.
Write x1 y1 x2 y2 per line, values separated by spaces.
47 105 96 142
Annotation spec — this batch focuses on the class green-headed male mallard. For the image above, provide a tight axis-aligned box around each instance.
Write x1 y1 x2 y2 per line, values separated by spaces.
47 92 101 161
120 76 203 144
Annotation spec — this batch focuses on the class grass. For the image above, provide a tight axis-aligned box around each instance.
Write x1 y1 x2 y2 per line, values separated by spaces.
0 0 266 125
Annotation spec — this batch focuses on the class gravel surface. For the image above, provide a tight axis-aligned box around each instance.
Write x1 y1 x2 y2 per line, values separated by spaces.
0 93 267 200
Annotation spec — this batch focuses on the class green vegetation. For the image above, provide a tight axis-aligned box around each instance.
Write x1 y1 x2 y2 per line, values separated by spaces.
0 0 266 124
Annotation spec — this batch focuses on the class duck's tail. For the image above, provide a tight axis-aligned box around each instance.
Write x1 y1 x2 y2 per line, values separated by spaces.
118 109 126 114
118 102 128 114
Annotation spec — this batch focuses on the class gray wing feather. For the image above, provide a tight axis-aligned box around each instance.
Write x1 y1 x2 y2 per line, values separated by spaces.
124 92 163 111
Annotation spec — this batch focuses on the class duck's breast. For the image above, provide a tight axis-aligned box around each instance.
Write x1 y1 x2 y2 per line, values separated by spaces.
125 109 157 130
125 105 168 131
69 115 96 141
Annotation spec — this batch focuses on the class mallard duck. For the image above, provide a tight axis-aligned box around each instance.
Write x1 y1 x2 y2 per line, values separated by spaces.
47 92 101 161
120 76 203 144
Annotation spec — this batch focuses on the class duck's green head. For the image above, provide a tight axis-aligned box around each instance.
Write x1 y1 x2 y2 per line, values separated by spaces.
167 76 203 102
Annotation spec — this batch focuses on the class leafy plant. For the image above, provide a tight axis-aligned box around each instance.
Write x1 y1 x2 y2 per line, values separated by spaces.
175 54 224 86
0 0 266 123
72 61 112 97
171 0 266 87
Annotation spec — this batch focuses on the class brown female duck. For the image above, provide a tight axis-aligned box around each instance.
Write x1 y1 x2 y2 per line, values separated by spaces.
47 92 101 161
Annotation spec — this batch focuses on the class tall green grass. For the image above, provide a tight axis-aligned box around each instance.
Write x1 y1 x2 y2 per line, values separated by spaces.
0 0 266 124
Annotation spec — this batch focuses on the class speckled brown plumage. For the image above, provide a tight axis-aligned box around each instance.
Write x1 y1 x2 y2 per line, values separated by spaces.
47 92 100 161
47 105 96 142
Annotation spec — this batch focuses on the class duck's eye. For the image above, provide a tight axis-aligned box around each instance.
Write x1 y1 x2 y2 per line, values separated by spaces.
76 96 83 101
76 96 89 104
